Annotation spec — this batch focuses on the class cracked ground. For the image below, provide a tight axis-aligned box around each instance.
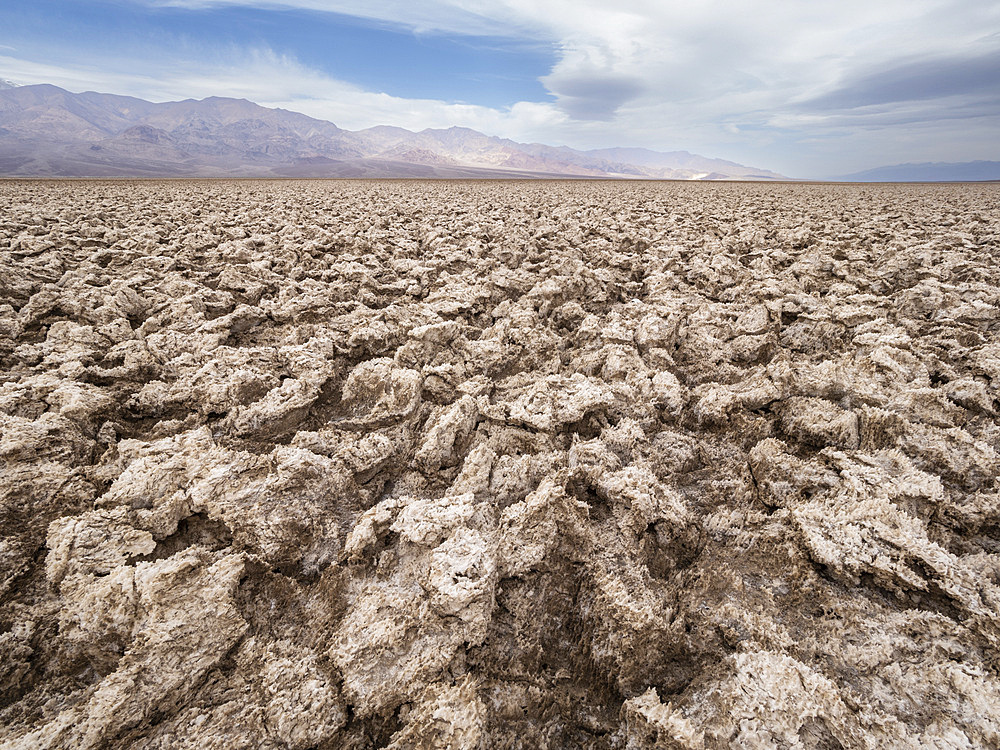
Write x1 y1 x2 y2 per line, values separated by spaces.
1 179 999 748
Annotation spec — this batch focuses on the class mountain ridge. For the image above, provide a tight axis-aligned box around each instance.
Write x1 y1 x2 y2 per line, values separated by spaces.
0 82 789 180
838 161 1000 182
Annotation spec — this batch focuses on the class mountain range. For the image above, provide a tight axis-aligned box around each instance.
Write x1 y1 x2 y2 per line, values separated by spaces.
0 82 788 180
838 161 1000 182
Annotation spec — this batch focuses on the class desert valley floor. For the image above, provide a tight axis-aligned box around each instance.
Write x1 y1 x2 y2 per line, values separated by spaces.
1 179 999 749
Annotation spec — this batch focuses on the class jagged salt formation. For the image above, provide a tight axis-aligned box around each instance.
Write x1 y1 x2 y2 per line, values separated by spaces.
1 180 999 748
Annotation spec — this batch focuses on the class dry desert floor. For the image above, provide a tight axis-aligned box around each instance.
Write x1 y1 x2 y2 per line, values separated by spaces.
1 179 999 749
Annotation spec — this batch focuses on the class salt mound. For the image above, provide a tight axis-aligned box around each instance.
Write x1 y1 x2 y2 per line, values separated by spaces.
1 179 999 748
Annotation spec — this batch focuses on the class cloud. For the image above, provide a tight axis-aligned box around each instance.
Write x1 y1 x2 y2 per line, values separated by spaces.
543 72 645 120
801 50 1000 110
144 0 535 37
0 46 568 140
127 1 1000 129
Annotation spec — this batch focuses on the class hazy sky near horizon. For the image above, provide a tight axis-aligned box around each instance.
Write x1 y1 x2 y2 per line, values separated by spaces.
1 0 998 176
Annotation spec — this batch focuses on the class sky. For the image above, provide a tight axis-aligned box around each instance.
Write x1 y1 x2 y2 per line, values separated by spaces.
1 0 998 177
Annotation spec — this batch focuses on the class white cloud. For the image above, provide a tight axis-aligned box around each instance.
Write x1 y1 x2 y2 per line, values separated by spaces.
0 47 569 141
146 0 534 36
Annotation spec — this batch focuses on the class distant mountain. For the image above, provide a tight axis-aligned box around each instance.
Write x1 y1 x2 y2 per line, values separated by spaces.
839 161 1000 182
0 82 789 180
6 82 995 183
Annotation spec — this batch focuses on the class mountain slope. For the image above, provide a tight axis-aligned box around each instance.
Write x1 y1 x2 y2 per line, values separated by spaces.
0 83 788 179
839 161 1000 182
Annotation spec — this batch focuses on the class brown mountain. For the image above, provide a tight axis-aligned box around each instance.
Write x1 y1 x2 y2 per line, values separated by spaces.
0 83 789 179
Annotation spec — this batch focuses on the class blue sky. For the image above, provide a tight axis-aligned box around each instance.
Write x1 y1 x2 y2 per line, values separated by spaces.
1 0 555 107
1 0 998 176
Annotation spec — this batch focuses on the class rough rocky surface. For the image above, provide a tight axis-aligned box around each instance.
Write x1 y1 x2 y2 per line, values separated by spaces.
1 179 999 748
